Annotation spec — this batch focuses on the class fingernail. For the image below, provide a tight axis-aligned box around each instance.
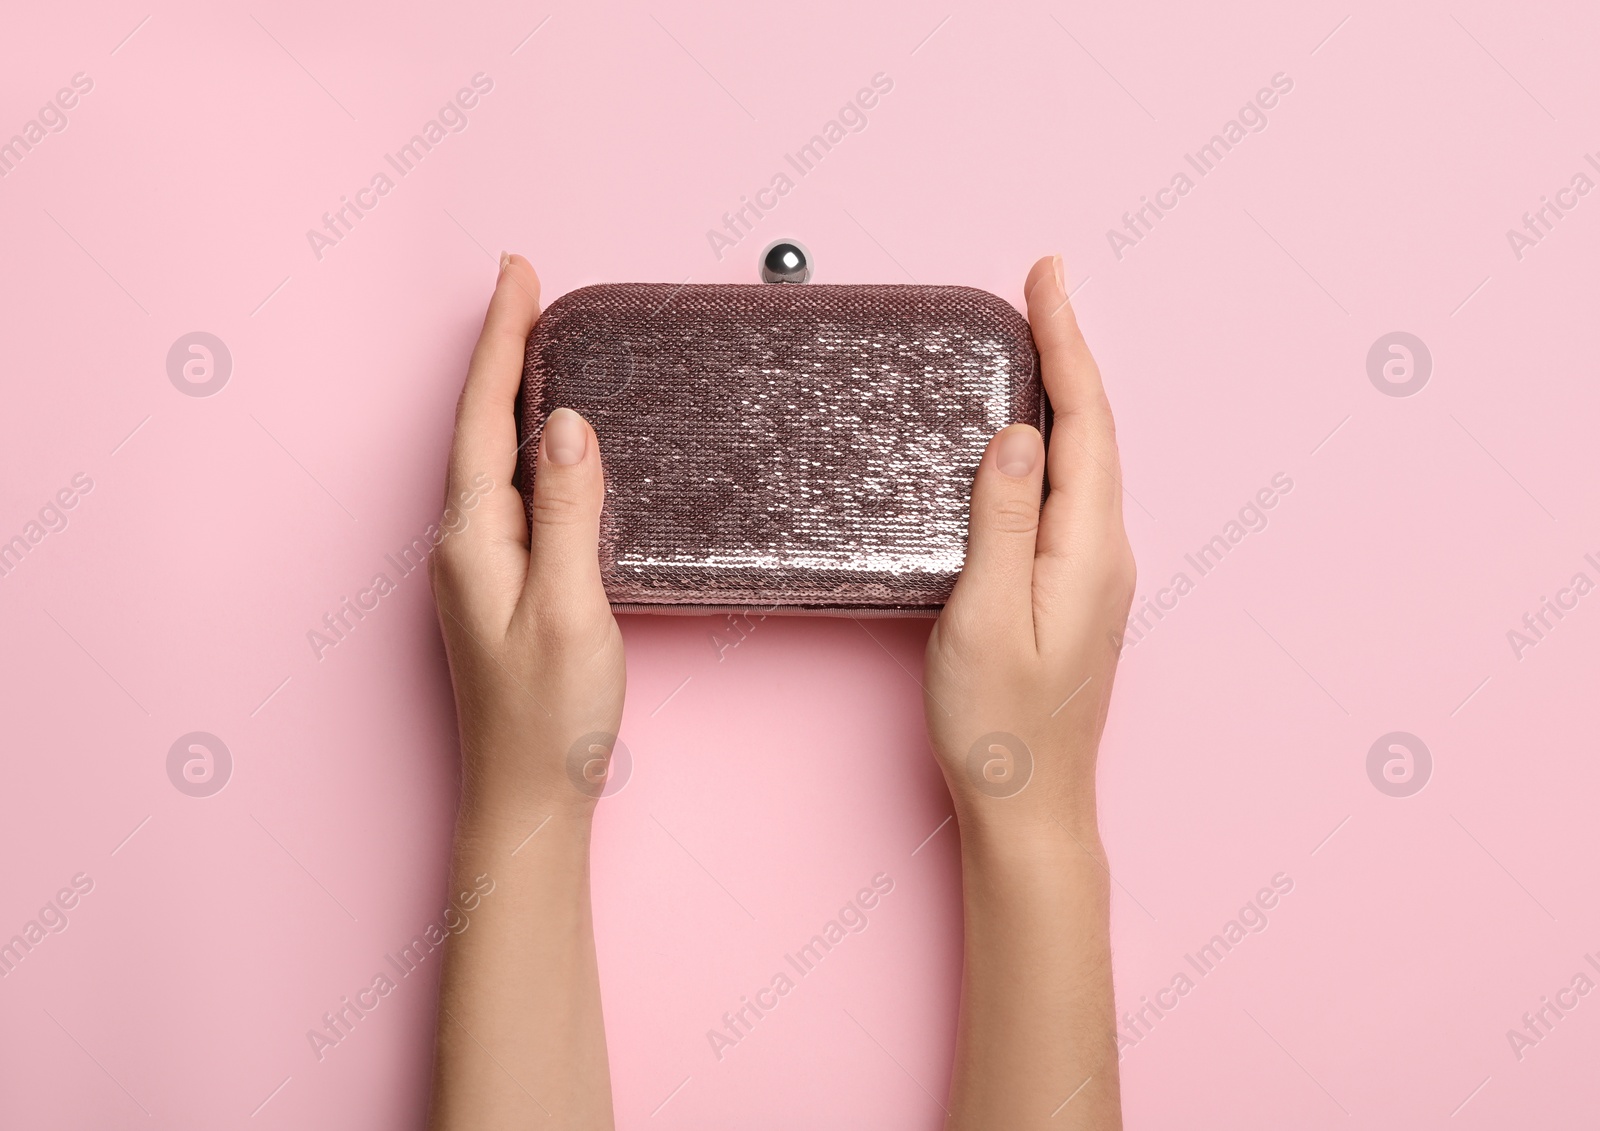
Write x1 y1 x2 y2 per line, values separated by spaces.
994 427 1040 478
498 251 511 275
1052 255 1065 294
543 407 587 465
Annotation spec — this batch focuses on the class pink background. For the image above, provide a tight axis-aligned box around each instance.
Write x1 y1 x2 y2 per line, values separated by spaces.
3 1 1598 1126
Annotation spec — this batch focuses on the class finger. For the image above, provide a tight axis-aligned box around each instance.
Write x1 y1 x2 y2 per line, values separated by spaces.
431 255 542 639
1024 255 1123 520
943 424 1046 641
446 253 541 506
513 407 609 624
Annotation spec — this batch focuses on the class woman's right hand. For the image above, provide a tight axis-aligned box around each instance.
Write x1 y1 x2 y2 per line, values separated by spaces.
921 254 1132 1130
429 252 626 824
923 253 1135 842
428 253 620 1131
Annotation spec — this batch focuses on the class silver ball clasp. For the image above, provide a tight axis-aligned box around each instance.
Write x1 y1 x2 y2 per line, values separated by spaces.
759 239 811 284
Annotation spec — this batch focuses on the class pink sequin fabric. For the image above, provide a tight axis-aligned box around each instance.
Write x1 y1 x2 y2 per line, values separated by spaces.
518 283 1043 615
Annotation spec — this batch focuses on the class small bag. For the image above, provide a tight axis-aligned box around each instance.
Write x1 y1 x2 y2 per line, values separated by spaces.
517 250 1042 615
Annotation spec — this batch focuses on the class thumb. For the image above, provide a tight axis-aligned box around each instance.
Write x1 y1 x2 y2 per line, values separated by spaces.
943 424 1045 635
517 407 608 611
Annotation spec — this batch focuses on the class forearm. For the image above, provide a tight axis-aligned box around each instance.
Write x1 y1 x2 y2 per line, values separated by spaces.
948 812 1121 1130
427 804 613 1130
426 254 621 1129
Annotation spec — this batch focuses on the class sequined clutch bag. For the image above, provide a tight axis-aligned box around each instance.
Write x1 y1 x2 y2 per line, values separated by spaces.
517 261 1042 616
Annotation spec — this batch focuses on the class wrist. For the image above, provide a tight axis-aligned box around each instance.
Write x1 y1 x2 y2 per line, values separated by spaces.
454 719 625 826
935 727 1102 829
955 815 1113 927
952 798 1103 870
454 793 594 856
940 751 1101 846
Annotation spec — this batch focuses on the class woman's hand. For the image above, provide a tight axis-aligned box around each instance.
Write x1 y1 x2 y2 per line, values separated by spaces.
925 254 1134 839
427 254 618 1131
926 255 1133 1130
429 253 625 822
